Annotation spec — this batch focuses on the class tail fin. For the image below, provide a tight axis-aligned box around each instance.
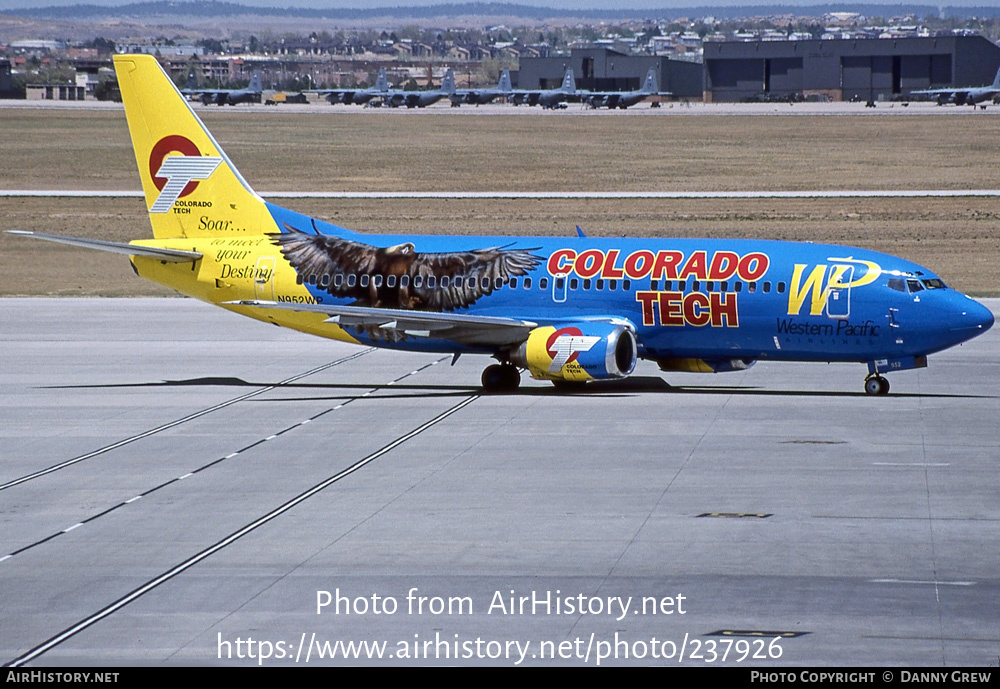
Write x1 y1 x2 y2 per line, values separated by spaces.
561 68 576 94
992 66 1000 89
498 68 512 93
442 69 456 95
374 67 388 92
248 70 263 92
641 68 657 94
114 54 274 239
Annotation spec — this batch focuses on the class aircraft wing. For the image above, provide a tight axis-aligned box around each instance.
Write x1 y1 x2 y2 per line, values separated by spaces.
227 299 537 346
910 88 957 96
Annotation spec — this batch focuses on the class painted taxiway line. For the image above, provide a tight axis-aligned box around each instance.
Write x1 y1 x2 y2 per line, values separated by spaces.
3 189 1000 199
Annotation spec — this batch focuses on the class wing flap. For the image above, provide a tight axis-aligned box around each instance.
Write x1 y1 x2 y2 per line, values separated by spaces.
227 299 536 346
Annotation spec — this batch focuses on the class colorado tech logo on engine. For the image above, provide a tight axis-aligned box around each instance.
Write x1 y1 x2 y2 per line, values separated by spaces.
547 247 770 329
148 135 222 214
546 327 600 373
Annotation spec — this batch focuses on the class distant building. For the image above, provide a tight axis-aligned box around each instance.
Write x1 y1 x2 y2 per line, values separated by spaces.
703 34 1000 102
26 72 90 100
520 47 703 100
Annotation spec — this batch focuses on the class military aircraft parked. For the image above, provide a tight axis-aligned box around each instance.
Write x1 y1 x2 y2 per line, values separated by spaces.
581 68 672 109
382 69 456 108
510 68 579 109
182 70 263 106
310 68 390 105
911 66 1000 107
449 69 513 106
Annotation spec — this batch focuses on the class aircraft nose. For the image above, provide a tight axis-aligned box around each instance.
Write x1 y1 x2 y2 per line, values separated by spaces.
952 295 994 336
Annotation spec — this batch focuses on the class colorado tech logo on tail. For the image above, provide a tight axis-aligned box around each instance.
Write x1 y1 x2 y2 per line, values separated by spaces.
148 135 222 213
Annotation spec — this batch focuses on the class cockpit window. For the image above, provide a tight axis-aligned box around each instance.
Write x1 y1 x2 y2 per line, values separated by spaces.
906 279 924 293
887 277 906 292
921 278 946 290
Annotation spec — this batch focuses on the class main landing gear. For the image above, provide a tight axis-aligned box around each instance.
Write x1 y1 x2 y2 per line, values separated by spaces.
481 362 521 393
864 374 890 396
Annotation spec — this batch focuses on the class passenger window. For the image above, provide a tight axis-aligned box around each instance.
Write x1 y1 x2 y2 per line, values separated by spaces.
453 276 463 288
650 280 658 291
386 275 396 288
494 277 504 290
692 280 700 291
399 275 409 288
570 278 578 290
412 275 422 288
540 277 549 289
623 279 631 291
427 276 437 288
320 274 330 287
373 274 383 288
734 282 742 293
747 282 756 293
556 277 565 289
440 276 450 288
347 274 357 287
510 278 518 289
608 281 617 291
777 281 785 294
763 281 771 293
706 281 714 292
524 277 532 289
721 281 728 291
360 274 370 287
296 274 304 285
596 279 605 290
583 279 591 290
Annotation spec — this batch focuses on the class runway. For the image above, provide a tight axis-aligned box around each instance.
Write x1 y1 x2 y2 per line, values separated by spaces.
2 297 998 666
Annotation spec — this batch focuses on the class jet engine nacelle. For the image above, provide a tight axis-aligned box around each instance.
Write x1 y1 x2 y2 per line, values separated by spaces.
510 322 637 382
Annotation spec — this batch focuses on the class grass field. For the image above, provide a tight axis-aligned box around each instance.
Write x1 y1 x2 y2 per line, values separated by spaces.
1 107 998 295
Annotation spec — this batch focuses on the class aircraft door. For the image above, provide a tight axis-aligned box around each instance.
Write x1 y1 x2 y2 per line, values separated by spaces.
826 265 853 318
552 275 568 303
255 256 276 301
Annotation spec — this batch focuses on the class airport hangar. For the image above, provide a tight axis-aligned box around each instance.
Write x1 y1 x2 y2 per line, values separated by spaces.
521 36 1000 104
518 48 704 99
704 34 1000 103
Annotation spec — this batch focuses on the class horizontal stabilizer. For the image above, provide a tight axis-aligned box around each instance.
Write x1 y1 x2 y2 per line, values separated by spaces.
6 231 202 262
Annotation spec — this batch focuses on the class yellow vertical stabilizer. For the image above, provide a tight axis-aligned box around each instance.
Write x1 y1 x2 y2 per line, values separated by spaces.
113 54 276 239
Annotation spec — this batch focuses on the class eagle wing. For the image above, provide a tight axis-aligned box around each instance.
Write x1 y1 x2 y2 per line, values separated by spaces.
407 246 542 311
272 223 541 312
270 224 378 301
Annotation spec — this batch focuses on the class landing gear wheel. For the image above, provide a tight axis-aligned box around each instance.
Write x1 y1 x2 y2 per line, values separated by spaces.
864 376 890 396
481 364 520 393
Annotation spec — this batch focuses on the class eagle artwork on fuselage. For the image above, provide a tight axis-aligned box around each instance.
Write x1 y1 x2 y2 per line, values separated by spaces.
272 222 542 340
8 55 995 395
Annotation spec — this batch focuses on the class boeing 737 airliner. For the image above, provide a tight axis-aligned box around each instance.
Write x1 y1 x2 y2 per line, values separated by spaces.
10 55 994 394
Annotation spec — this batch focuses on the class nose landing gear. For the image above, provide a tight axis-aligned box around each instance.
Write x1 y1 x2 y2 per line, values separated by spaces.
864 374 890 396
